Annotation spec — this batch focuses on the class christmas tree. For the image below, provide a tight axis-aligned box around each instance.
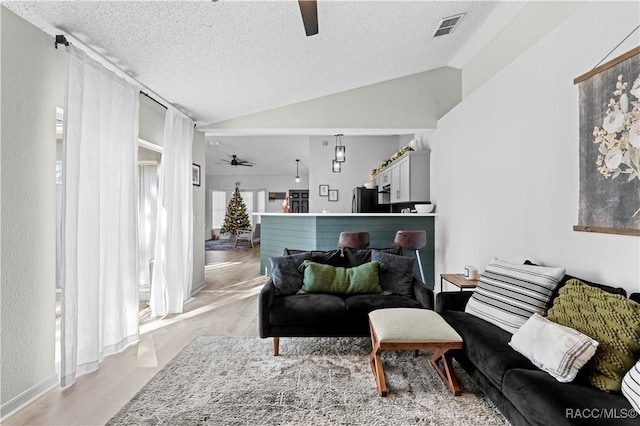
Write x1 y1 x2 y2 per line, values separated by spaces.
220 181 251 235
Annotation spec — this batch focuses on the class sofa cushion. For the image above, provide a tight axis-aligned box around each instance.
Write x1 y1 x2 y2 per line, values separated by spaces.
343 247 403 267
269 252 312 295
297 261 383 295
465 258 565 334
509 313 598 383
371 250 415 297
503 368 637 426
284 248 347 267
345 294 423 318
268 294 347 326
441 310 535 389
547 279 640 392
622 359 640 413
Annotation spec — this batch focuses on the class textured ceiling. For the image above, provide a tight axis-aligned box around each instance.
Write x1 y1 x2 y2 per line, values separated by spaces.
4 0 527 127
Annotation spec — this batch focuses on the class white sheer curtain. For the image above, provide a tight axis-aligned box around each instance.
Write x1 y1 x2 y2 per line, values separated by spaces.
60 46 140 387
150 108 194 317
138 164 158 289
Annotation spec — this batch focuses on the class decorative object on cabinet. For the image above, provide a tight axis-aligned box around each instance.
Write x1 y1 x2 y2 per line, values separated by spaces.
319 184 329 196
414 204 434 213
328 189 338 201
370 144 415 180
573 45 640 236
192 163 201 186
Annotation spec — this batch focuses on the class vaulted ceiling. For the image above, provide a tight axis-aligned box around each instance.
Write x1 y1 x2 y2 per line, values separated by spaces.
4 0 527 126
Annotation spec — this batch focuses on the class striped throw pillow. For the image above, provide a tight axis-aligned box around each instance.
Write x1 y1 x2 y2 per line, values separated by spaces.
465 258 565 334
509 313 598 382
622 360 640 412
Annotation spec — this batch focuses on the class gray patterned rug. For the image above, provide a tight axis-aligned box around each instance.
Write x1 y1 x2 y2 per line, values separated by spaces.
107 336 509 426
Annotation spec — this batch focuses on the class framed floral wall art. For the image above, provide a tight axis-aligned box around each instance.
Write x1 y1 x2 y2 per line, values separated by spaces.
574 46 640 236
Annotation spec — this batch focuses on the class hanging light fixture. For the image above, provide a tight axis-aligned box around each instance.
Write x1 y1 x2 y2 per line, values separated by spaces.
334 133 346 162
332 159 341 173
295 159 300 183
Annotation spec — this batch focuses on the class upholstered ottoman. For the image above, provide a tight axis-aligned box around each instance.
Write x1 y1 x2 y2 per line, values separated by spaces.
368 308 463 396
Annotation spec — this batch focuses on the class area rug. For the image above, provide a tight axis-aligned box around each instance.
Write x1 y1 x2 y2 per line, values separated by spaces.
205 238 259 251
107 336 509 426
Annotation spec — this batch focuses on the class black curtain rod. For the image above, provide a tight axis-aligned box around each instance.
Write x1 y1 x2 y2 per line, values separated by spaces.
55 34 195 126
140 91 197 127
140 91 168 110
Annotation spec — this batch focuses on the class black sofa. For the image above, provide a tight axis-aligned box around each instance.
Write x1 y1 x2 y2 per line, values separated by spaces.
259 248 434 355
436 275 638 426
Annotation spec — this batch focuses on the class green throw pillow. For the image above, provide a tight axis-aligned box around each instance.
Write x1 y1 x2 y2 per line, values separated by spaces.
297 260 383 295
546 279 640 392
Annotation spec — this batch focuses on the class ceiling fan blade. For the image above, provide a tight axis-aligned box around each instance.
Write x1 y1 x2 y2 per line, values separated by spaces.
298 0 318 37
239 163 254 167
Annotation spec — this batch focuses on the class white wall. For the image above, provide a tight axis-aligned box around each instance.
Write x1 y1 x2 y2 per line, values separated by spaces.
139 95 166 145
1 6 65 408
462 1 585 98
432 1 640 294
200 67 461 131
309 135 401 213
192 131 206 293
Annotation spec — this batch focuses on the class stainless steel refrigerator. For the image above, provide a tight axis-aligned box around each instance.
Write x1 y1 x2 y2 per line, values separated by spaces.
352 187 389 213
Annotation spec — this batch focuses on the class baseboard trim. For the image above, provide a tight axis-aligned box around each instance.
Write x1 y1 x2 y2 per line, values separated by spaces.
191 280 206 296
0 374 58 420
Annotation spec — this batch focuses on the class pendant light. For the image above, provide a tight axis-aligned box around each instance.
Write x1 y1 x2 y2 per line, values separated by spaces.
295 159 300 183
334 133 346 162
332 159 341 173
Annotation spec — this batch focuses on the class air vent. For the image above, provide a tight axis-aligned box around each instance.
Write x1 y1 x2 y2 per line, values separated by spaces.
433 13 465 37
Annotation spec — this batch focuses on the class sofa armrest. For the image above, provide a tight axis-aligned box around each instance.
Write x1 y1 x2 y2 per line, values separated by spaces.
412 278 434 310
258 279 276 338
435 291 473 314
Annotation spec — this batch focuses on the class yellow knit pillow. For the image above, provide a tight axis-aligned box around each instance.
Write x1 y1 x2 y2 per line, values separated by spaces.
546 279 640 392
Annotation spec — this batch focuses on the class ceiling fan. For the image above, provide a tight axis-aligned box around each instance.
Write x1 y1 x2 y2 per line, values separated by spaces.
298 0 318 36
218 154 254 167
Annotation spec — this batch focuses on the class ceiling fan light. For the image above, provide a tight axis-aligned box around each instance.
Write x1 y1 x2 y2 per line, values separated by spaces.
332 159 341 173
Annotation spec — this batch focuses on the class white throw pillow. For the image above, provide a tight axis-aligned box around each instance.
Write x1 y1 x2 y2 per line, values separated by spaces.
622 359 640 412
465 258 565 334
509 313 598 383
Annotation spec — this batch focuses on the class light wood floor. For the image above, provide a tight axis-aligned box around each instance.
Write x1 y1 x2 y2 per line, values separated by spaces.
3 247 267 426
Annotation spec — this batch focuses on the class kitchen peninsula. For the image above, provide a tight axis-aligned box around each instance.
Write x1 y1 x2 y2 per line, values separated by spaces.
255 212 436 288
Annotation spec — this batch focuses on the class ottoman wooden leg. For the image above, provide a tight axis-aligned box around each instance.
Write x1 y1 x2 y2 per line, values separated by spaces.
369 323 388 397
430 349 461 396
369 346 387 397
273 337 279 357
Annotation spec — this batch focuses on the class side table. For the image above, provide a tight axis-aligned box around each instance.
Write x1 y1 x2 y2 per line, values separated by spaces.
440 273 478 292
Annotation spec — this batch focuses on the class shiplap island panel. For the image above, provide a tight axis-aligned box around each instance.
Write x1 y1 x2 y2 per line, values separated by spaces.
255 213 436 288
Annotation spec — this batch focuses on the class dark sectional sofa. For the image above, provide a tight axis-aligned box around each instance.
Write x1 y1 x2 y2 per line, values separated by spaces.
436 275 639 426
259 247 434 355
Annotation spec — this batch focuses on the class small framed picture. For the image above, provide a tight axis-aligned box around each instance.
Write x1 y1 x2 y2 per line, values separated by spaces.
319 184 329 196
192 163 201 186
328 189 338 202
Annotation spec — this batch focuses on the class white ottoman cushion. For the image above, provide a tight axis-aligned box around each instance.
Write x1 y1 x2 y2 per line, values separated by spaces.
369 308 462 344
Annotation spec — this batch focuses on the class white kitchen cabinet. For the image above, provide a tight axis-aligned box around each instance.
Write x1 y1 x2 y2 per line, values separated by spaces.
375 151 430 204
